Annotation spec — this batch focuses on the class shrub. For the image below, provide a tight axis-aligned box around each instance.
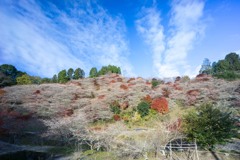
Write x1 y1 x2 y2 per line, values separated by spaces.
151 80 159 88
182 103 237 149
151 78 163 88
162 87 171 98
151 97 169 114
120 84 128 90
213 71 240 80
16 74 32 85
180 76 190 83
142 95 152 104
137 101 150 118
110 101 121 114
113 114 121 121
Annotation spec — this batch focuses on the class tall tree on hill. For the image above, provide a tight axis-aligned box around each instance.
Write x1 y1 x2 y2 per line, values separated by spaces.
73 68 85 79
16 74 32 85
52 74 58 83
199 58 212 74
58 70 69 83
98 65 121 76
67 68 74 80
89 67 98 78
225 52 240 70
0 64 25 87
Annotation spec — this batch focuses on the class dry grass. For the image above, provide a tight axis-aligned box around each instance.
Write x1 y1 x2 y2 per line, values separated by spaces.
0 74 239 159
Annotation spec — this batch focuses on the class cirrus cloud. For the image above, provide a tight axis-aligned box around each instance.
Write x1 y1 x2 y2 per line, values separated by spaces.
0 0 134 77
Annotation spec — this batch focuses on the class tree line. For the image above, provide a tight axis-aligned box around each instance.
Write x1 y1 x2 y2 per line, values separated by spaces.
199 52 240 80
0 64 121 87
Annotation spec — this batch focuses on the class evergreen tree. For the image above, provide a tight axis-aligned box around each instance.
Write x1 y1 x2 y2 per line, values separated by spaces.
52 74 58 83
89 67 98 78
199 58 212 74
182 103 237 149
73 68 85 79
58 70 69 83
67 68 74 80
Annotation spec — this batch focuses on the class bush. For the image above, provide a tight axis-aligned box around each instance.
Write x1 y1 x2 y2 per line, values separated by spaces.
213 71 240 80
137 101 150 118
110 101 121 114
151 80 159 88
16 74 32 85
182 103 237 149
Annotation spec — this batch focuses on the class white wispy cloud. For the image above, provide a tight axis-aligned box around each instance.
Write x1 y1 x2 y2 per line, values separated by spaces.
135 7 165 75
0 0 134 77
136 0 205 77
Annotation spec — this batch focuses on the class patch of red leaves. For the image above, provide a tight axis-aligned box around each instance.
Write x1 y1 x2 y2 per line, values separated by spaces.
0 89 6 96
33 90 41 94
143 95 152 104
116 78 123 82
120 84 128 90
61 109 74 117
128 83 135 87
127 78 135 83
173 84 183 91
165 82 172 86
98 95 105 99
111 74 119 78
196 74 207 78
120 101 129 110
110 80 116 83
113 114 121 121
187 89 200 96
151 97 169 114
162 88 171 98
186 89 200 105
72 93 81 100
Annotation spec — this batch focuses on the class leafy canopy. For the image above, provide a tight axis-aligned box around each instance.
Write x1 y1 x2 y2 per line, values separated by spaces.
182 103 237 149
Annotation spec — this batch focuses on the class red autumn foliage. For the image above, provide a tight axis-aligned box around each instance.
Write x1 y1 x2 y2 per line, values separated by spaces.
165 82 172 85
143 95 152 104
120 84 128 90
128 83 135 87
98 95 105 99
151 97 169 114
186 89 200 105
34 90 41 94
146 81 151 85
196 73 207 78
72 93 80 100
0 89 6 96
120 101 129 110
162 87 171 98
187 89 200 96
113 114 121 121
116 78 123 82
127 78 135 83
111 74 119 78
173 84 183 91
60 109 74 117
110 80 116 83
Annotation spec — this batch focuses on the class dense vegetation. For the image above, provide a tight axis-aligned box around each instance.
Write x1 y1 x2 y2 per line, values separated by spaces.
200 52 240 80
0 64 121 87
182 103 238 149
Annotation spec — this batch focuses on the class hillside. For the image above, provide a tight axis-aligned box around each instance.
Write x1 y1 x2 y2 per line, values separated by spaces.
0 74 239 159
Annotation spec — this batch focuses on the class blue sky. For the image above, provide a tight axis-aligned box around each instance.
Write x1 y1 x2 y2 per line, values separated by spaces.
0 0 239 78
